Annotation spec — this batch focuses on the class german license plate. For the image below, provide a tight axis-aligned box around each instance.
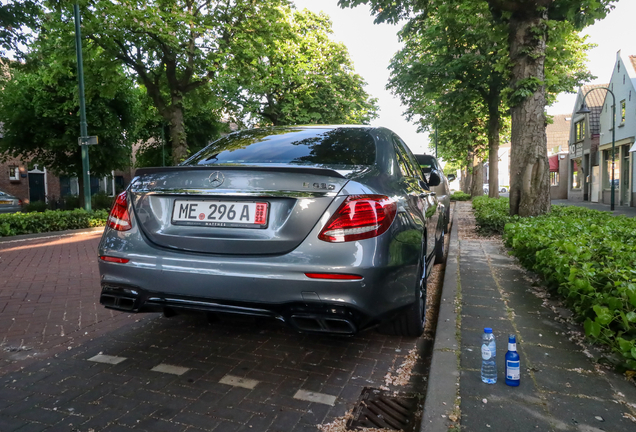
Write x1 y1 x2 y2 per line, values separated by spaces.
172 200 268 228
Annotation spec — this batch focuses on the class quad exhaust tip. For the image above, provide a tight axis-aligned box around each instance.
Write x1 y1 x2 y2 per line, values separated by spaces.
289 314 357 334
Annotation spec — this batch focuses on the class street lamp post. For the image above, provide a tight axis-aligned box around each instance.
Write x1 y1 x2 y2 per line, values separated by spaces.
73 4 92 211
577 87 616 211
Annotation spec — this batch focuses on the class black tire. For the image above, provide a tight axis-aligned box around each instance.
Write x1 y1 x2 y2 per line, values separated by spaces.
444 205 451 233
435 230 445 264
378 258 426 337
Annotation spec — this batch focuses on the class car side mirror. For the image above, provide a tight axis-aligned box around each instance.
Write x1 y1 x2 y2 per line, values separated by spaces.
428 170 442 187
447 174 456 182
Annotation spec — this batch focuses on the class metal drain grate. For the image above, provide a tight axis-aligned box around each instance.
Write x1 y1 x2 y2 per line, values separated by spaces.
346 387 418 431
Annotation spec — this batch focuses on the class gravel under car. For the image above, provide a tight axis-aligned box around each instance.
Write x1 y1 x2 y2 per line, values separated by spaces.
98 126 445 336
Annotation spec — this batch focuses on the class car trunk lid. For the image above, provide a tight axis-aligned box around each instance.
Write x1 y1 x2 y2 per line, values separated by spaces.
130 166 350 255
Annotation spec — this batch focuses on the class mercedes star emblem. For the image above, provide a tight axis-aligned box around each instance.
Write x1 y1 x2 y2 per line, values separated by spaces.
207 171 225 188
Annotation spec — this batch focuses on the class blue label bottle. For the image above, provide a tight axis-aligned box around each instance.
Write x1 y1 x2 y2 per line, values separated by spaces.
505 334 520 386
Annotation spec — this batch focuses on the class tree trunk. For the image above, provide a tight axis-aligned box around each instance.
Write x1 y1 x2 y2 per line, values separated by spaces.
463 152 473 194
487 90 500 198
470 154 484 197
507 11 550 216
459 168 466 193
168 96 187 165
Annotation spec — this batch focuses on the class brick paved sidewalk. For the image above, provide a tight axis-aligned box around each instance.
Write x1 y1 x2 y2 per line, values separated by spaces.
0 231 146 374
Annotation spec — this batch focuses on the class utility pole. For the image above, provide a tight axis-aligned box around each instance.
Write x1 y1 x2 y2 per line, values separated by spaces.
73 4 92 211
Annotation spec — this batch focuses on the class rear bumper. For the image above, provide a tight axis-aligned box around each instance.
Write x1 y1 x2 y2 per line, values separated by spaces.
98 253 417 334
100 283 373 334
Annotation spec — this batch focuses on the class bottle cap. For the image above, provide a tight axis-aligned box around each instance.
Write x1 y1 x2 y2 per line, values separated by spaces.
484 327 493 333
509 335 516 343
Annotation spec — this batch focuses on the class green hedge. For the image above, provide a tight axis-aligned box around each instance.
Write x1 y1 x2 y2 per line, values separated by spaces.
0 209 109 237
450 191 471 201
472 196 517 234
473 197 636 369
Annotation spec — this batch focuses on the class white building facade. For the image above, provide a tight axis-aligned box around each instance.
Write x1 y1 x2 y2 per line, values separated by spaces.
598 51 636 206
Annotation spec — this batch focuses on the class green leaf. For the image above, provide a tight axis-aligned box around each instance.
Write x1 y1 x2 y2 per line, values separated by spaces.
607 297 623 311
626 312 636 323
584 318 601 338
618 338 633 353
593 305 613 325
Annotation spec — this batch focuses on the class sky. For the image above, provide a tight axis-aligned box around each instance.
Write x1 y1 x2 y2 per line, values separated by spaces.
294 0 636 155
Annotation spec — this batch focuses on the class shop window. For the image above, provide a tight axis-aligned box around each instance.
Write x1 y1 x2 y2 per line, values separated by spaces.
8 166 19 181
571 158 582 189
550 171 559 186
602 149 620 188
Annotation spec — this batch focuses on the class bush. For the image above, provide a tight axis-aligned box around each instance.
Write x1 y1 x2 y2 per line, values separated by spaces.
498 204 636 370
60 195 81 210
450 191 471 201
23 200 48 213
92 192 115 210
0 209 109 237
472 196 517 234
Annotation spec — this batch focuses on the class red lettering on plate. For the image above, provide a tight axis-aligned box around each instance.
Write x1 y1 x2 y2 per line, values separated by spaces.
255 203 267 225
199 213 205 220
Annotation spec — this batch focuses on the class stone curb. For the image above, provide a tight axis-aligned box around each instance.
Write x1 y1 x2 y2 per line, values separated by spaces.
0 226 105 244
421 203 460 431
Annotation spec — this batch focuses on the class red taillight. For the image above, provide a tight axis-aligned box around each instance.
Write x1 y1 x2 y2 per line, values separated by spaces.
318 195 397 243
108 191 131 231
99 256 129 264
305 273 363 280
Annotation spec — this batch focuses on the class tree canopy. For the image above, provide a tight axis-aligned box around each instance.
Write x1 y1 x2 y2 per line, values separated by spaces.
0 0 39 55
76 0 291 164
0 29 141 182
226 9 378 126
340 0 612 215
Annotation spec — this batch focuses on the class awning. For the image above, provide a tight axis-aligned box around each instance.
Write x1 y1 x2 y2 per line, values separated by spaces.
549 155 559 172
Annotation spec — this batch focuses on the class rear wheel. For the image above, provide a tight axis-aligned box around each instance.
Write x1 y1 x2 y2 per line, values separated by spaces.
444 205 451 233
435 230 445 264
379 258 426 337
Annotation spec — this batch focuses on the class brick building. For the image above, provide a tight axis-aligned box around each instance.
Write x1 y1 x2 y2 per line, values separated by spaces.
547 114 571 199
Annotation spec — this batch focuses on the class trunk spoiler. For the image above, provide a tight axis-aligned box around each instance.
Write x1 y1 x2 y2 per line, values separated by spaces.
135 165 347 179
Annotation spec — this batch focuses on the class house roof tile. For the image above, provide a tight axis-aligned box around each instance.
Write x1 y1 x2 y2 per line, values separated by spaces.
580 84 608 135
547 114 571 150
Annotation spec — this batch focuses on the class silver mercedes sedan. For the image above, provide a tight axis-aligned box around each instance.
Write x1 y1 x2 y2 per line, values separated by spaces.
98 126 445 336
0 189 22 213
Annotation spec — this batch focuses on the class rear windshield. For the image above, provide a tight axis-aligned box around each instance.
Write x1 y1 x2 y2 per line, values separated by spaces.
185 128 376 168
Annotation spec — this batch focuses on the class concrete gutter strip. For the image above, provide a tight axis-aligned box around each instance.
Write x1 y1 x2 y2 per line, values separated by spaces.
421 204 460 431
0 226 105 244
